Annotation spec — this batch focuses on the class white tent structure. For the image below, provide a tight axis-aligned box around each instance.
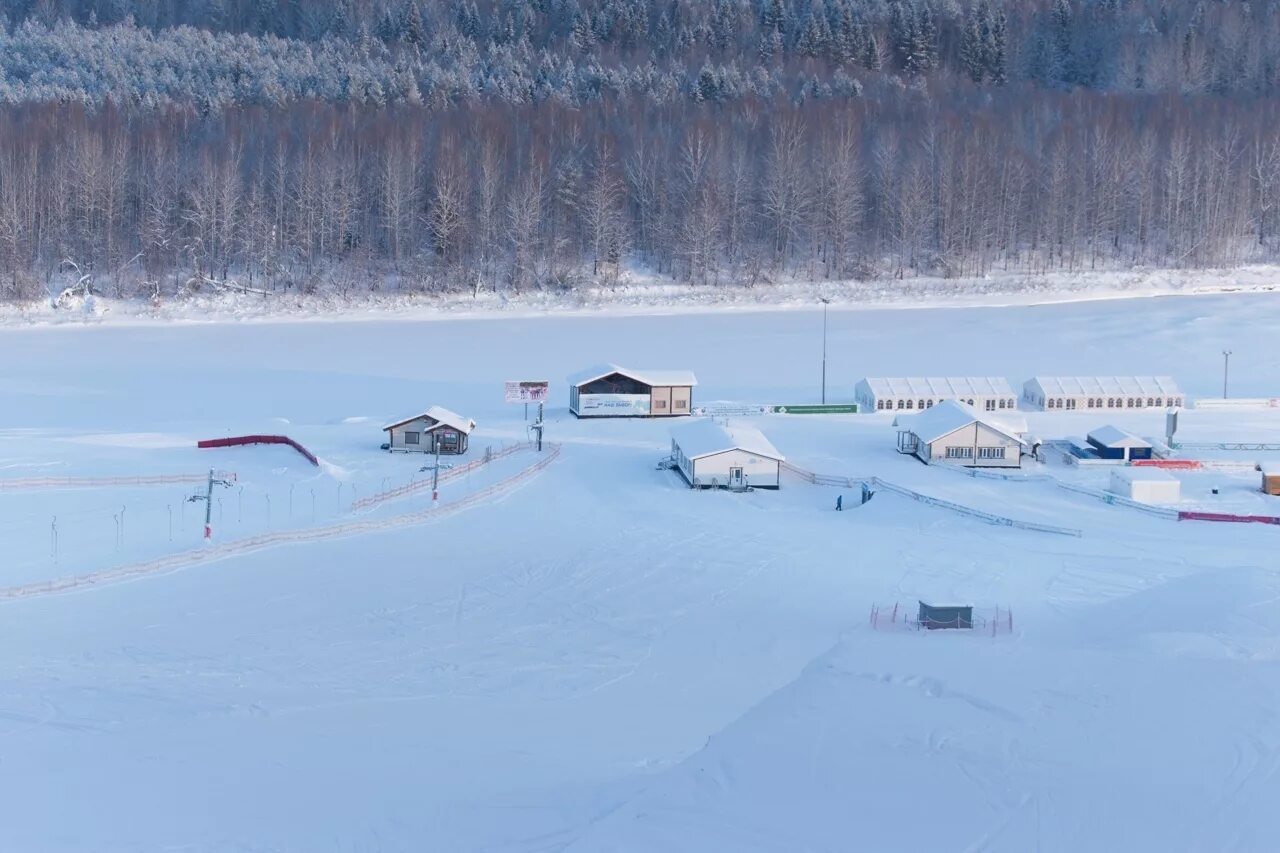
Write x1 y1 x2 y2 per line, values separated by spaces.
857 377 1017 414
896 400 1025 468
1022 377 1184 411
1109 468 1181 504
670 419 784 489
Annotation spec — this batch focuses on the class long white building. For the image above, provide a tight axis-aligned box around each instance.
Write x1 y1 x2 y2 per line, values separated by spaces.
1022 377 1183 411
856 377 1017 414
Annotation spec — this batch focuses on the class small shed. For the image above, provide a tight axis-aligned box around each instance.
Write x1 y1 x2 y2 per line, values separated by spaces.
1023 377 1184 411
918 602 974 630
897 400 1024 468
856 377 1017 414
569 364 697 418
670 419 783 489
383 406 476 455
1262 463 1280 496
1109 468 1181 504
1087 426 1153 461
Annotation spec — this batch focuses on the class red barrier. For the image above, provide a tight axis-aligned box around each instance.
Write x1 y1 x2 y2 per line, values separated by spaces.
197 435 319 466
1178 511 1280 526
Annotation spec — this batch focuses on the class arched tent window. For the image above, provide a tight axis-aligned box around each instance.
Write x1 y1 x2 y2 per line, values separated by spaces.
906 399 914 409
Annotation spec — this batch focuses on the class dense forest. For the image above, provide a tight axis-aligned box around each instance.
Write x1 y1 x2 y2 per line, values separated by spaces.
0 0 1278 302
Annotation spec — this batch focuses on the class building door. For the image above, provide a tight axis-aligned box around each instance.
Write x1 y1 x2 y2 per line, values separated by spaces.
729 467 744 487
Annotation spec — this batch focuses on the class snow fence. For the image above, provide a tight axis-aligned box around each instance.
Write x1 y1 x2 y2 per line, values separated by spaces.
351 442 531 511
197 435 319 466
0 444 561 601
0 472 228 491
780 462 1082 537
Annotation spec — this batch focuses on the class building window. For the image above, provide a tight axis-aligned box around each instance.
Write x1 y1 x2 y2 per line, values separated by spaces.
1066 399 1076 410
655 399 668 410
985 399 996 411
404 431 420 445
897 399 905 409
1154 397 1163 407
926 400 935 407
1107 398 1115 408
918 400 925 410
978 447 1006 459
1126 398 1135 408
906 399 914 409
674 399 687 410
1147 397 1155 407
946 446 974 459
877 400 886 410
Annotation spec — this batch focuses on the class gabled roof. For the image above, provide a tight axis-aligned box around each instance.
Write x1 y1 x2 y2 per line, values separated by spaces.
382 405 476 434
1087 426 1152 448
568 363 698 388
905 400 1023 445
857 377 1014 398
671 419 783 461
1027 376 1181 397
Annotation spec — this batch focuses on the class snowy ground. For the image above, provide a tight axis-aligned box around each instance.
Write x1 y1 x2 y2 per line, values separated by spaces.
1 293 1279 851
4 263 1280 327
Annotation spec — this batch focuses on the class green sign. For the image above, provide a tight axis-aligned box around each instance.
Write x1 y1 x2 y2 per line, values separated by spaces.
771 404 860 415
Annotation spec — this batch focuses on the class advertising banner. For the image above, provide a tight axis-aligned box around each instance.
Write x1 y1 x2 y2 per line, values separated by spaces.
577 394 651 416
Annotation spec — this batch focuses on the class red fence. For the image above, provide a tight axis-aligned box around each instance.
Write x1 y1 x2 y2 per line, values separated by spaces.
1178 511 1280 526
1133 460 1202 470
197 435 319 466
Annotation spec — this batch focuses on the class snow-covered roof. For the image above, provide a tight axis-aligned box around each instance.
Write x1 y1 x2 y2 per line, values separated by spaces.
1112 467 1178 483
568 363 698 388
1027 376 1181 397
904 400 1023 445
382 405 476 434
671 419 783 461
857 377 1014 399
1087 426 1151 448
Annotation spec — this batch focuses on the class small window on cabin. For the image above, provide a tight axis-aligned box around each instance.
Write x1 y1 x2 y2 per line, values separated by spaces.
655 399 667 410
906 399 914 409
404 431 420 445
877 400 885 410
897 400 905 410
674 399 687 410
918 400 926 410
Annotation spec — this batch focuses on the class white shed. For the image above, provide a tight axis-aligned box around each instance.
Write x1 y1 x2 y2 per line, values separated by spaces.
897 400 1024 468
856 377 1017 414
569 364 697 418
1109 468 1181 504
1023 377 1183 411
670 419 783 489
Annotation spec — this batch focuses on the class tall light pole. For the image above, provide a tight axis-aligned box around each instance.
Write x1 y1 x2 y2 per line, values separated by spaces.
1222 350 1232 399
820 298 831 404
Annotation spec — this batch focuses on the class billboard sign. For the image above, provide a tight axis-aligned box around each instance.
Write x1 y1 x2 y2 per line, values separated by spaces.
505 380 550 404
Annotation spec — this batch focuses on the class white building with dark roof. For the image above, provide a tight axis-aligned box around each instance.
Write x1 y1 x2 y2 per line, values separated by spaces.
569 364 698 418
856 377 1017 414
896 400 1025 468
1022 377 1183 411
670 419 783 489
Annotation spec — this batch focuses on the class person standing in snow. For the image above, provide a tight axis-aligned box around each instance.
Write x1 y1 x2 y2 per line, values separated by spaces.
836 495 843 511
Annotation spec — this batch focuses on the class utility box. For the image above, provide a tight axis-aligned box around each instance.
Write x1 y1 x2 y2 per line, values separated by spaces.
1263 463 1280 496
918 601 974 630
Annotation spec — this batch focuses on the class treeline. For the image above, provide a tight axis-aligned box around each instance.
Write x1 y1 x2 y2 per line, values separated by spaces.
3 93 1278 303
0 1 1278 109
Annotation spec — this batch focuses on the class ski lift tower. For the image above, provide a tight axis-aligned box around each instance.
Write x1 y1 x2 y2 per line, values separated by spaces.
188 468 235 540
419 443 454 503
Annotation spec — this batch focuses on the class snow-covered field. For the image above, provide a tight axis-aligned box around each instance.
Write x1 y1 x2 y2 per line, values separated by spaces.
2 293 1279 852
